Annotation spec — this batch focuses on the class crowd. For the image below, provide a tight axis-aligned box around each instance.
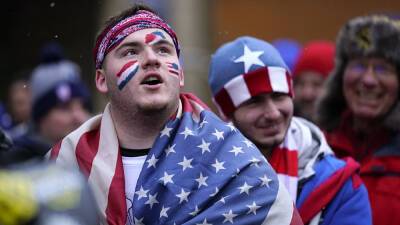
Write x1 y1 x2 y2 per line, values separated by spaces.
0 3 399 225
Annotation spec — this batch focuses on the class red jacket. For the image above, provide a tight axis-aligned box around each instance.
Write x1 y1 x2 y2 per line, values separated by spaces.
325 113 400 225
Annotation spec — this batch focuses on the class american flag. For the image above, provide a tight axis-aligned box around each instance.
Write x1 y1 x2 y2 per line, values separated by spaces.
49 93 301 225
166 62 180 76
116 60 139 90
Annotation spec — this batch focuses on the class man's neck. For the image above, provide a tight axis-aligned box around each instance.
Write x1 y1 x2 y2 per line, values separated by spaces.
110 103 178 149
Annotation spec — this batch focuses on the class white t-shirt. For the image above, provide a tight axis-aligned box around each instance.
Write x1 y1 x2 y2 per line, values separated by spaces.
122 155 146 225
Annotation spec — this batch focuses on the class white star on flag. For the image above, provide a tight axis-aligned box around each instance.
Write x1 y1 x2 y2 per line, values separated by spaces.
249 157 261 167
229 146 244 156
246 201 261 215
234 44 265 73
160 205 170 218
212 159 226 173
243 139 255 148
160 126 173 137
146 154 159 168
226 122 237 132
134 217 144 225
176 188 191 203
259 174 273 188
238 182 253 195
189 205 200 216
178 156 194 171
195 172 208 188
199 119 208 128
145 193 159 209
165 144 176 156
197 139 211 154
212 129 224 140
219 195 229 204
180 127 194 139
210 187 219 197
135 186 149 200
159 171 174 185
197 218 212 225
222 209 238 223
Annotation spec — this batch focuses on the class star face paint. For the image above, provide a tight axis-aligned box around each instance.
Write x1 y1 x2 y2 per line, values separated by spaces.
166 62 180 76
116 60 139 90
145 31 166 45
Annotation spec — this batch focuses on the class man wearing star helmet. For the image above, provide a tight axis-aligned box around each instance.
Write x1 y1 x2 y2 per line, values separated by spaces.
208 36 371 225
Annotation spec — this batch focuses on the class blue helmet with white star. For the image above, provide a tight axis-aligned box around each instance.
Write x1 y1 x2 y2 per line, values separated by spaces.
208 36 293 118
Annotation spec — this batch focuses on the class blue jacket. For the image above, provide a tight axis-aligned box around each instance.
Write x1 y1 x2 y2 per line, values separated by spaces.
289 118 371 225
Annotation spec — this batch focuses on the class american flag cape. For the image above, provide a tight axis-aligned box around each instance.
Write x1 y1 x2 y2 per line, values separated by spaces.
49 93 302 225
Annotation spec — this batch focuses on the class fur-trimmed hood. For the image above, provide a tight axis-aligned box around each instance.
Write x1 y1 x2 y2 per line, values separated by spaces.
316 15 400 131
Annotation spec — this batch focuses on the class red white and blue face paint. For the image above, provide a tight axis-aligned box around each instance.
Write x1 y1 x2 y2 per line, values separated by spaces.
166 62 180 76
145 31 166 45
116 60 139 90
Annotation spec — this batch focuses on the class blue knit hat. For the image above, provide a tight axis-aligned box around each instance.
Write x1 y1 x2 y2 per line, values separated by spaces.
208 36 293 118
30 60 91 122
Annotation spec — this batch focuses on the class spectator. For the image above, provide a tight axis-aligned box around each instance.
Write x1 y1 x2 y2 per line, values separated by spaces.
293 41 335 122
208 36 371 225
6 78 31 138
10 43 91 163
48 4 303 225
316 15 400 225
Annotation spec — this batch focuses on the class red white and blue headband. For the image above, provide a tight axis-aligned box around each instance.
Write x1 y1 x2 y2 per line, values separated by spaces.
93 10 180 69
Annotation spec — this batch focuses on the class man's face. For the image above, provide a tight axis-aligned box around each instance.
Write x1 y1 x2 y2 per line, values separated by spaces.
96 28 183 113
293 72 325 121
343 57 398 120
232 93 293 154
40 99 90 143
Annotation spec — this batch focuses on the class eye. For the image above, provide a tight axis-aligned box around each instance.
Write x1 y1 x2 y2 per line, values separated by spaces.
123 48 138 57
157 46 172 55
271 92 287 101
347 61 367 74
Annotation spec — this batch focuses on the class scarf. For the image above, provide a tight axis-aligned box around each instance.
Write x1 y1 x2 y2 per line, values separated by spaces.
49 93 301 225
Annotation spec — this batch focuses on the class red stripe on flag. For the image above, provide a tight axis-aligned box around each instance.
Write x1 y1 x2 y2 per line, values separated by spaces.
116 60 137 78
290 204 304 225
75 129 101 177
270 147 298 177
214 88 236 118
105 148 127 225
286 71 294 97
50 140 62 159
243 67 272 97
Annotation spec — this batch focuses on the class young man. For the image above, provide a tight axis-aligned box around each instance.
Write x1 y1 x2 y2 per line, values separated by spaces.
48 5 302 225
208 36 371 225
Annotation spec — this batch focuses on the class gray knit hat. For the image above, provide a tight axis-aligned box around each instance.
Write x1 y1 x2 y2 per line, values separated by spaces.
30 60 91 122
317 15 400 131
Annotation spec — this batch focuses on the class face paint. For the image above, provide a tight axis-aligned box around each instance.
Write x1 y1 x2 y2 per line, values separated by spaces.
116 60 139 90
145 31 166 45
166 62 180 76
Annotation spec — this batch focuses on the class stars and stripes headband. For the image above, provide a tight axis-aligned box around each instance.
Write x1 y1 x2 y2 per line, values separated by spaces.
93 10 180 69
208 36 293 118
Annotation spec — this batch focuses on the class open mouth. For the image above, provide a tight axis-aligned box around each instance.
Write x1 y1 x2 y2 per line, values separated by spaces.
141 75 163 85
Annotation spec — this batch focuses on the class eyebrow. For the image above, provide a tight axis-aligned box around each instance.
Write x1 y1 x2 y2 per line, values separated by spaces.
150 39 175 48
114 41 141 53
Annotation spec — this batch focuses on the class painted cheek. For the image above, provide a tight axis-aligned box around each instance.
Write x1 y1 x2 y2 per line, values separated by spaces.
166 62 180 77
116 60 139 90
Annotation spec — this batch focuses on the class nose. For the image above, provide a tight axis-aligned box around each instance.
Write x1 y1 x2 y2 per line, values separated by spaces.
261 98 281 120
141 47 161 70
361 66 379 88
298 85 317 102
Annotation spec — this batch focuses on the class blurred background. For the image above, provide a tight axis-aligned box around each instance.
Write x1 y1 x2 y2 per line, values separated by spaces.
1 0 399 112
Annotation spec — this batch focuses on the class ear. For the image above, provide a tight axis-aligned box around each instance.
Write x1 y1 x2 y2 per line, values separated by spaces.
179 69 184 87
95 69 108 93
